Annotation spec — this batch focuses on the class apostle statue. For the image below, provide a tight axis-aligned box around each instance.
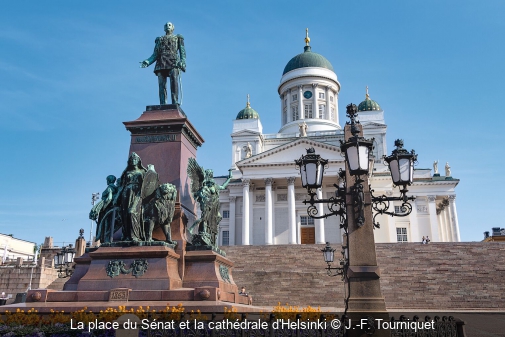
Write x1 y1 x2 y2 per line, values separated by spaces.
140 22 186 105
433 160 439 174
445 162 451 177
299 121 308 137
187 158 233 249
244 142 253 158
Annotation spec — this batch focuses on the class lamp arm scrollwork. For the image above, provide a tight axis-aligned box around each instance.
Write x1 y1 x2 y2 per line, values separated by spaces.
370 187 415 229
303 189 346 219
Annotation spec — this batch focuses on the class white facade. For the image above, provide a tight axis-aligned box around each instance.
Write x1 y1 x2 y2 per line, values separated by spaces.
0 233 37 262
217 39 460 246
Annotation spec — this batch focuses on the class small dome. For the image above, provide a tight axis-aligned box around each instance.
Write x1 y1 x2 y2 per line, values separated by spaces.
358 87 381 111
236 95 259 120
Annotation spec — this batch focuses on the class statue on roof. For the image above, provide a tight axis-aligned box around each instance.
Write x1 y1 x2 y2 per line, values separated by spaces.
445 162 451 177
187 158 233 250
299 121 308 137
140 22 186 105
433 160 439 174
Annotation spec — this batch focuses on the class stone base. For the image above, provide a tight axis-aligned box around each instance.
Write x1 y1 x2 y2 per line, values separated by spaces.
183 250 249 304
63 245 182 292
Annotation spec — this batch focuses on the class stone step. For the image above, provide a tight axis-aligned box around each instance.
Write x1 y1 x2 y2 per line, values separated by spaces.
223 242 505 310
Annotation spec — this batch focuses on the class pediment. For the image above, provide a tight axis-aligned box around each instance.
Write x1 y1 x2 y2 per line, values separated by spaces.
237 138 342 168
362 121 386 128
231 129 262 137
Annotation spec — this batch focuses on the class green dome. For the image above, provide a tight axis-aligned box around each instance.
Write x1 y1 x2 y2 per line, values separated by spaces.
236 101 259 120
282 46 334 75
358 88 381 111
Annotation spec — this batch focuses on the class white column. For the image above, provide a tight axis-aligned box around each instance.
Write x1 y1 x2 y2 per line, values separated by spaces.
315 188 325 243
448 195 460 242
279 94 284 126
242 179 250 245
229 196 236 245
325 86 330 120
444 206 453 242
296 211 301 244
334 89 339 123
265 178 273 245
427 195 440 242
287 89 292 123
437 210 445 241
287 177 297 244
312 83 318 119
298 85 304 119
409 199 420 242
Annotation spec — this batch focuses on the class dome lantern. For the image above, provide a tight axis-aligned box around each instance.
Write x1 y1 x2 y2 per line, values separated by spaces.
236 94 260 120
358 86 381 112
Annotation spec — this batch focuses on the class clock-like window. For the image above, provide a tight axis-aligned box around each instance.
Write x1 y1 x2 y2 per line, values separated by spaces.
303 91 312 99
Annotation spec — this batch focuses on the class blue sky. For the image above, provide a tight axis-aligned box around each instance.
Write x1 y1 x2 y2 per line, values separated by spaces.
0 1 503 246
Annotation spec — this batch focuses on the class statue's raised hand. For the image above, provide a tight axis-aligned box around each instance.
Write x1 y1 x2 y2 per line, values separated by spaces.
140 60 150 68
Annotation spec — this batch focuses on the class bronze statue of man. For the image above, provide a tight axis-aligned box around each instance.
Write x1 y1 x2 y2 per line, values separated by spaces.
140 22 186 105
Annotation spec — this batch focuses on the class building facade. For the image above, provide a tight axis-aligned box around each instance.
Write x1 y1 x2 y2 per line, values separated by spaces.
0 233 37 263
216 34 460 246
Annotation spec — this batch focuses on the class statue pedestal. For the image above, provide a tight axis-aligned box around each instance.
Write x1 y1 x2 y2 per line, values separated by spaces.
64 245 182 292
183 250 250 305
123 104 204 218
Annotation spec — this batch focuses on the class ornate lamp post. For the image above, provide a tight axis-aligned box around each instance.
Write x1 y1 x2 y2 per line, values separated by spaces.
296 103 418 336
54 244 76 278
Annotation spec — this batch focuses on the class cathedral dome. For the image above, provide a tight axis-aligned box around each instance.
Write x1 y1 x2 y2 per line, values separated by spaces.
236 96 259 120
282 46 334 75
358 87 381 111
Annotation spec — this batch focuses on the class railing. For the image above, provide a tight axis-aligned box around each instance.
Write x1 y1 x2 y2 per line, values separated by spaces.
263 130 342 139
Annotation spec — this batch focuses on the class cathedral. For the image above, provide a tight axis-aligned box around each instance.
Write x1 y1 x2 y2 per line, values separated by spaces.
215 32 460 246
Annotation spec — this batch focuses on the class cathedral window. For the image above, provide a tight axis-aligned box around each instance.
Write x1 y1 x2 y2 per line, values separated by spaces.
394 206 408 214
292 106 299 120
318 104 325 119
330 95 334 102
222 231 229 246
300 216 314 226
330 107 335 121
283 107 287 124
319 92 325 99
396 227 408 242
292 94 298 101
284 99 287 107
223 210 230 218
305 104 313 118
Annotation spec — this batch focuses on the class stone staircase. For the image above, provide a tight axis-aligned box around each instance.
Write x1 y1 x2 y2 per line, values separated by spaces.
224 242 505 310
36 242 505 310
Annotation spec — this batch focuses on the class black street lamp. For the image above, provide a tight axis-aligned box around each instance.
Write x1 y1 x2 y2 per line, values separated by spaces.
296 103 418 324
54 244 76 278
339 103 375 177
